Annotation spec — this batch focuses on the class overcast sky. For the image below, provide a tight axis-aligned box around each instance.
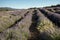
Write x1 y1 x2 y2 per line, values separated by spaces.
0 0 60 9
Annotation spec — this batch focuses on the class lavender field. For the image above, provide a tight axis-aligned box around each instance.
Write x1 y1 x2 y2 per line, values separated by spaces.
0 5 60 40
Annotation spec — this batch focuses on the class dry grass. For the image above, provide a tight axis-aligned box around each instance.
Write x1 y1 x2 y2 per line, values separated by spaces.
0 11 21 32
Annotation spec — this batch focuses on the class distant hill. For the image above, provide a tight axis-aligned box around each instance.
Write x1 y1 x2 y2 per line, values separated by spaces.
44 4 60 8
0 7 16 11
51 4 60 7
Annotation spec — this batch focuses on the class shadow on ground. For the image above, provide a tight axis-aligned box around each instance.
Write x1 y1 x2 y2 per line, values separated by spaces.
28 10 41 40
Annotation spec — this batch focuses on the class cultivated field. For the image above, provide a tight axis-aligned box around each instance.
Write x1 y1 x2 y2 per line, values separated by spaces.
0 5 60 40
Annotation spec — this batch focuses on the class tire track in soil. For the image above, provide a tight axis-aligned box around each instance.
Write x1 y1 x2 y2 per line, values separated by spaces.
38 8 60 27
